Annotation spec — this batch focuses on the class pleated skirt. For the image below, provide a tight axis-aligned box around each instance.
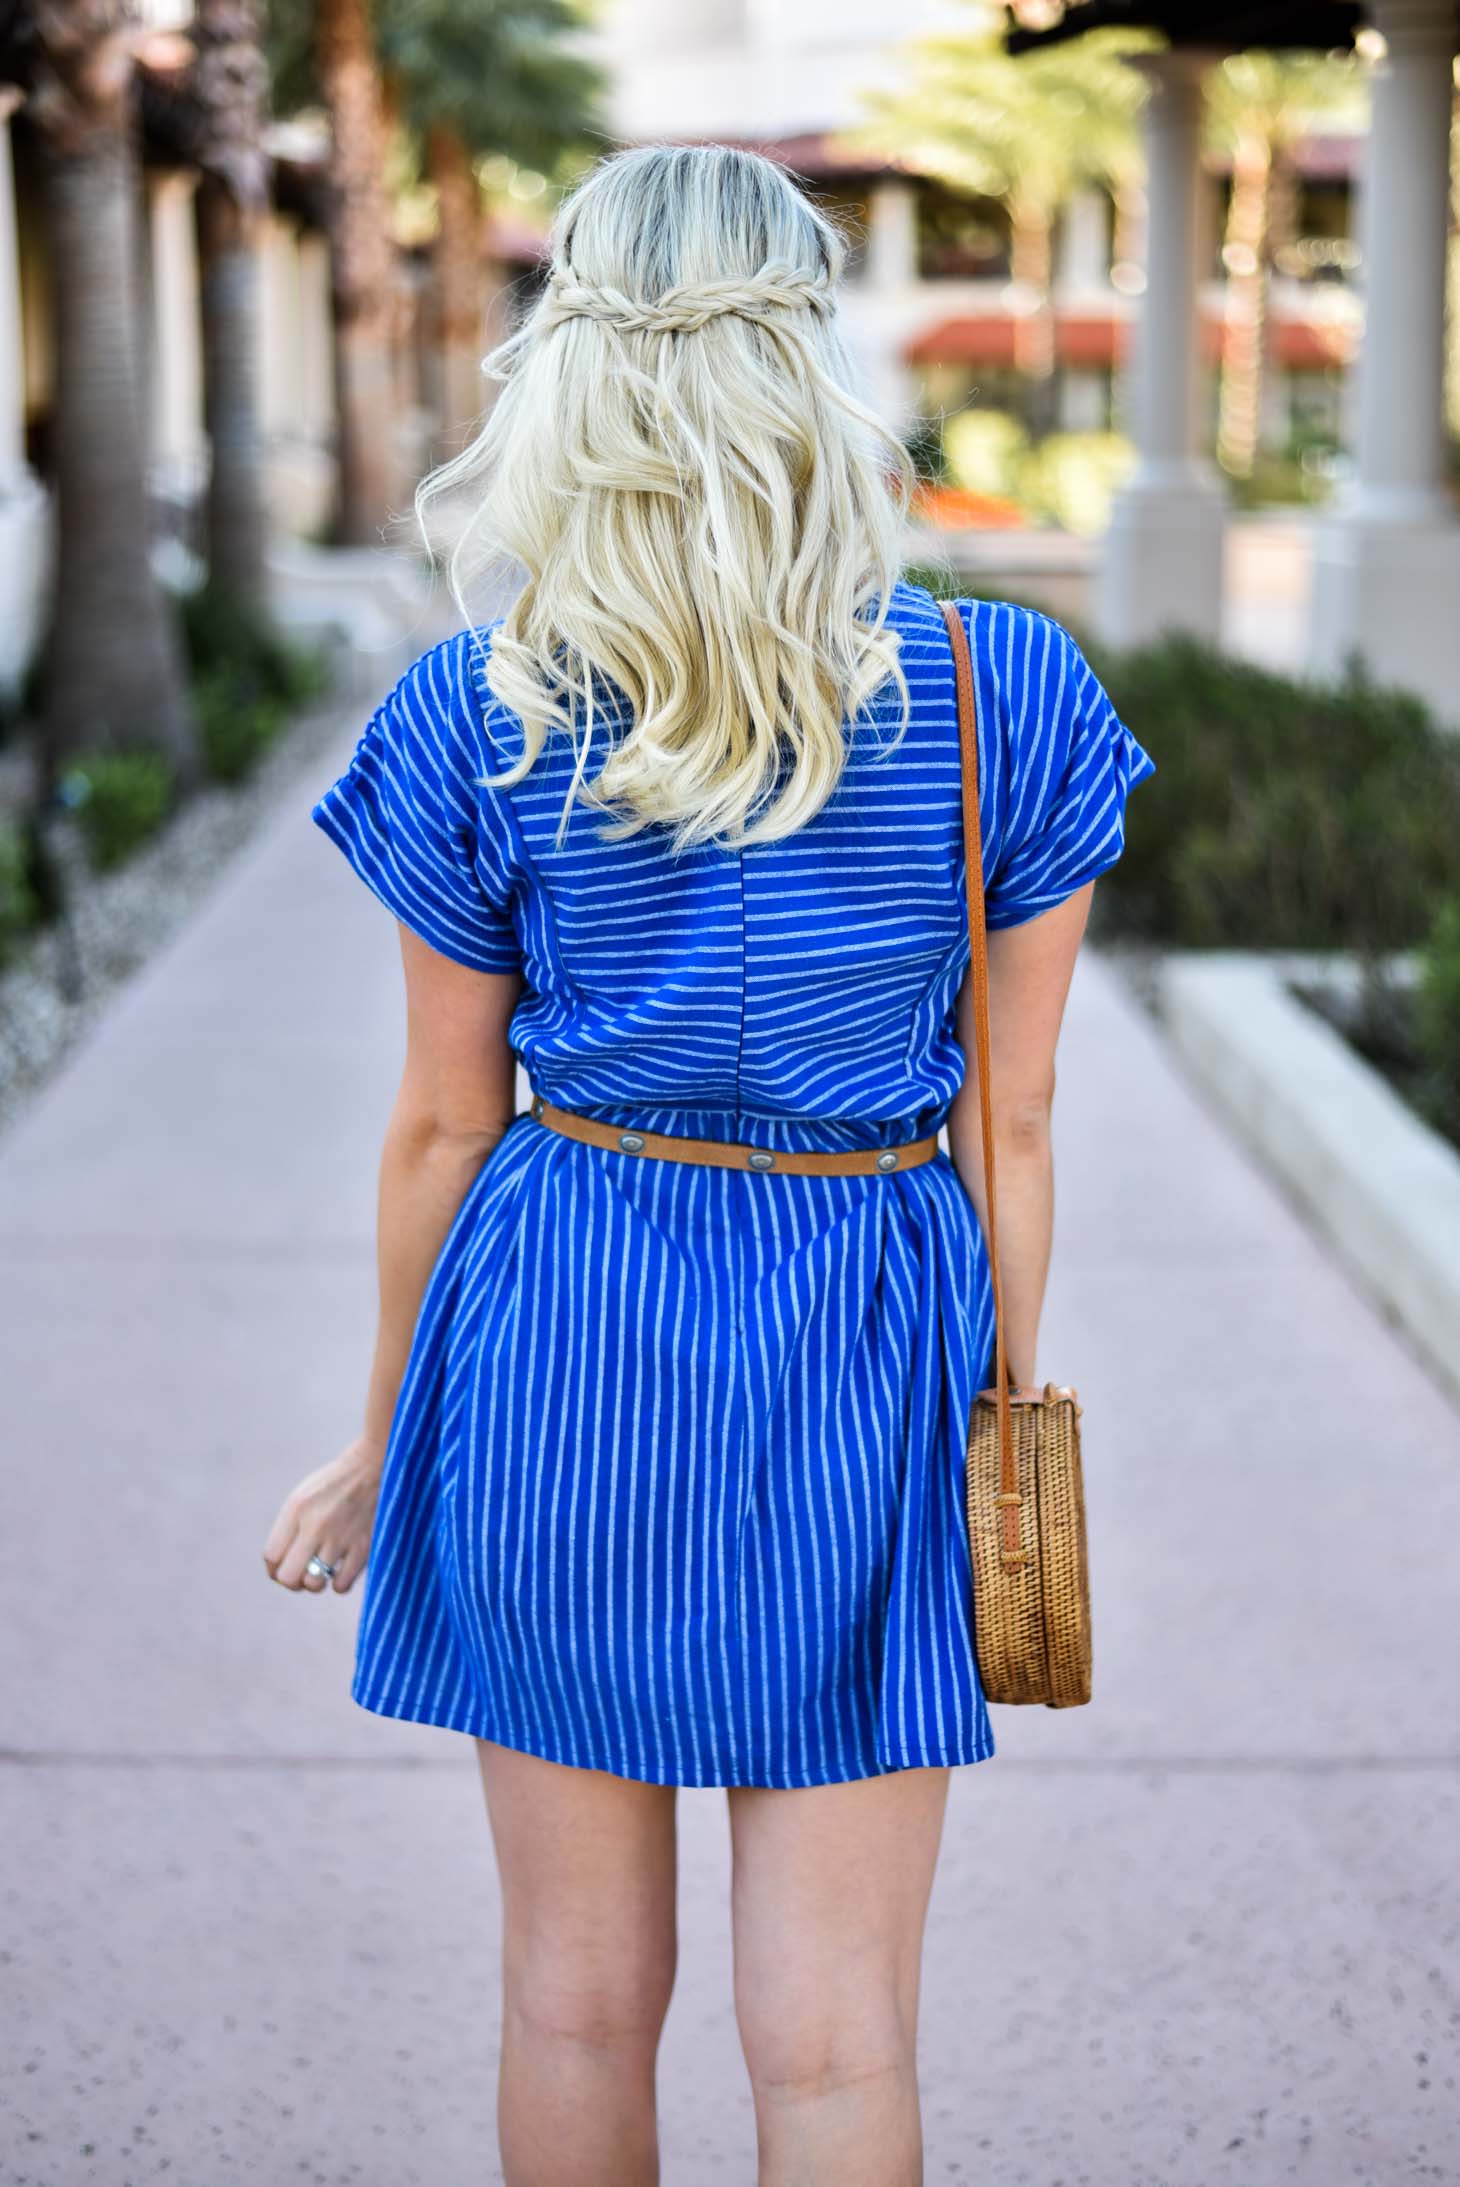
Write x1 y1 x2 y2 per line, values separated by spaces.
350 1106 998 1787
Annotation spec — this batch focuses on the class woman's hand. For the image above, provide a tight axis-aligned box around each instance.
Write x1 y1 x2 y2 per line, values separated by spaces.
262 1437 385 1595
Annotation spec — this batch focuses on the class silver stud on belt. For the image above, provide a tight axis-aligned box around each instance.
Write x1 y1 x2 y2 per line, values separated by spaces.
619 1131 646 1152
876 1150 899 1171
747 1149 775 1171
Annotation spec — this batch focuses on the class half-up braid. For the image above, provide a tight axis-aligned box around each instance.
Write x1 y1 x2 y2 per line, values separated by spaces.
416 143 913 854
536 261 837 337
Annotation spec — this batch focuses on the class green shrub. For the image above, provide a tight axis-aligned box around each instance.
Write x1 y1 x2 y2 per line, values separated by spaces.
943 408 1029 501
180 583 327 785
180 583 330 711
0 816 40 961
892 587 1460 959
1017 432 1136 536
60 747 176 871
194 666 286 785
1087 638 1460 951
1414 896 1460 1144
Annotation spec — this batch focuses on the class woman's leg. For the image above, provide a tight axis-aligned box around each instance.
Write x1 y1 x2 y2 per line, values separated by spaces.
728 1765 951 2187
475 1739 679 2187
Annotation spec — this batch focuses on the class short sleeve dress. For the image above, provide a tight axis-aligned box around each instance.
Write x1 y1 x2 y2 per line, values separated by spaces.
311 580 1156 1787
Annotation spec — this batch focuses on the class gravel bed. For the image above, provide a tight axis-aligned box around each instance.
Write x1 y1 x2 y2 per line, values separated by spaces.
0 648 373 1141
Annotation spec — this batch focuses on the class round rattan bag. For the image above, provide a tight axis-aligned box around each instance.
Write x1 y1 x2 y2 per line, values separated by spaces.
965 1384 1091 1708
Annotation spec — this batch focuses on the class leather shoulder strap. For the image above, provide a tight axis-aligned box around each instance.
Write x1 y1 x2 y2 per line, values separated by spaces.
939 599 1018 1552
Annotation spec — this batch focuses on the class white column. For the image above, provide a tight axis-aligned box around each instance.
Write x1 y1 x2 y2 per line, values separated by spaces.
1056 187 1114 434
257 215 337 539
1059 372 1108 433
255 213 294 443
1310 0 1460 724
0 92 49 695
147 169 206 494
866 177 917 291
843 178 919 435
1055 187 1110 300
1349 3 1453 524
0 94 29 492
1095 50 1227 648
297 230 336 451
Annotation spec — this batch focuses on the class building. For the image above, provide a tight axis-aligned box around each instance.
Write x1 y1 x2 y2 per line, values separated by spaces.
592 0 1460 721
590 0 1366 452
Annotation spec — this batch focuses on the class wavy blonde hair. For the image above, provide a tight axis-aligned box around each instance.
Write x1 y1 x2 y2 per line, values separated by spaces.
417 143 914 853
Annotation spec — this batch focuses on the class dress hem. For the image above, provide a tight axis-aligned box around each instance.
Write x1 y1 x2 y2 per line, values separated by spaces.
351 1681 998 1789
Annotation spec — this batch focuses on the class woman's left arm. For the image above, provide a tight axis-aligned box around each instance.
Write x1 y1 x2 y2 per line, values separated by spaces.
263 926 523 1595
946 882 1094 1396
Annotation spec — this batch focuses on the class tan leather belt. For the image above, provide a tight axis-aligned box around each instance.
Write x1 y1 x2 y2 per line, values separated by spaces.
528 1089 939 1176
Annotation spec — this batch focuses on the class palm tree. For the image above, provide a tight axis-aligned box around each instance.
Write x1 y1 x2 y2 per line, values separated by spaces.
191 0 271 607
423 120 489 444
313 0 399 543
1204 49 1365 481
266 0 598 534
374 0 601 451
861 19 1151 435
26 0 197 784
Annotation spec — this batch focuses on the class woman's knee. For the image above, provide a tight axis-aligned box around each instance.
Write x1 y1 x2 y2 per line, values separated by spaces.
735 1977 915 2104
477 1743 679 2060
504 1923 677 2060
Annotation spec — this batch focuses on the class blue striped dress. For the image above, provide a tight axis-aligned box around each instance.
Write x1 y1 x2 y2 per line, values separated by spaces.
311 580 1155 1787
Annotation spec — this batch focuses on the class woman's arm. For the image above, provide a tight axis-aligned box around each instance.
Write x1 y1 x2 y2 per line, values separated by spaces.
945 881 1094 1393
264 925 523 1594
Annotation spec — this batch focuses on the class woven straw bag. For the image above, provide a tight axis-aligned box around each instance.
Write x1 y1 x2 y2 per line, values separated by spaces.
940 600 1093 1710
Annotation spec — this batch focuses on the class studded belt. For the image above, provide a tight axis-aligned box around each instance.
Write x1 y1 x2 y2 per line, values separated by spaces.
527 1089 940 1176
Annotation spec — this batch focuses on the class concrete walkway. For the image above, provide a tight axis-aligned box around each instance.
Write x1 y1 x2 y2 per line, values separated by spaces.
4 676 1459 2187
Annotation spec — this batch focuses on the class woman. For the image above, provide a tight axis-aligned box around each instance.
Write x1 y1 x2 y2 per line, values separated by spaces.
264 143 1153 2184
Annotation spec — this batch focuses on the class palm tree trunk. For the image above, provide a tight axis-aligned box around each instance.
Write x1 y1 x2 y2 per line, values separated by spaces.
197 179 268 606
428 122 487 452
1009 195 1057 440
1216 134 1271 481
37 119 195 785
317 0 399 543
1445 83 1459 444
193 0 270 608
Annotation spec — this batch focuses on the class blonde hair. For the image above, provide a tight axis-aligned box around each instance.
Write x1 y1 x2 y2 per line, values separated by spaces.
417 143 914 853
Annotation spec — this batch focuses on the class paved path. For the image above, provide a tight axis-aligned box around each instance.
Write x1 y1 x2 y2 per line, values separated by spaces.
4 676 1459 2187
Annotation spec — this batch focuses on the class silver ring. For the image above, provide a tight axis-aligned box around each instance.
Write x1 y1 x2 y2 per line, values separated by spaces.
305 1552 338 1580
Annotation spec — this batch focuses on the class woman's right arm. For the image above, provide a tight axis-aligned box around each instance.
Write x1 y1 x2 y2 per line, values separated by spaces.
263 925 522 1596
946 881 1094 1393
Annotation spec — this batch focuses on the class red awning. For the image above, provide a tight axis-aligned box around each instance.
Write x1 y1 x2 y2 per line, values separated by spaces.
906 317 1021 367
908 307 1355 372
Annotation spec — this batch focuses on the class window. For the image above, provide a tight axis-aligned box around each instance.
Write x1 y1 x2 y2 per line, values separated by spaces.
916 184 1012 284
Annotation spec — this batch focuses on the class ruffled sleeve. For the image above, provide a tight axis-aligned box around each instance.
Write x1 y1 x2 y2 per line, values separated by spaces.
310 642 523 975
984 611 1156 931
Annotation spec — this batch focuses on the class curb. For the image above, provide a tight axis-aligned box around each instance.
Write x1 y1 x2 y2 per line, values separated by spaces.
1157 950 1460 1409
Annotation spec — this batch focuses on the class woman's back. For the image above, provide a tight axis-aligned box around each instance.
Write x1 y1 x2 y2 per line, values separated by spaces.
316 579 1152 1151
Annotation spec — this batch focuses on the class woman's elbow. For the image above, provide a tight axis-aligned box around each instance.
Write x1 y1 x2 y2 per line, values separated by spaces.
388 1088 513 1162
994 1082 1056 1151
